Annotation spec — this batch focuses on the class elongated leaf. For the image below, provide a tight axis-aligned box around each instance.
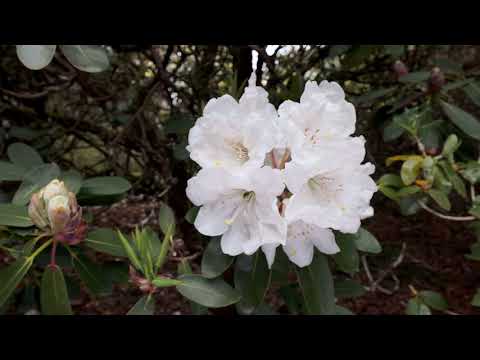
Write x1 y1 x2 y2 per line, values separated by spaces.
0 257 33 308
0 161 27 182
158 202 176 236
354 228 382 254
201 237 234 279
377 174 404 188
438 161 467 199
16 45 56 70
463 82 480 107
441 101 480 141
176 274 241 308
60 45 109 73
406 297 431 315
418 290 448 311
334 279 366 299
234 252 270 314
335 305 355 315
185 207 199 224
296 252 335 315
12 164 61 205
60 170 83 195
401 158 422 185
396 186 421 198
0 204 33 227
333 233 359 275
80 176 131 196
7 143 43 169
383 120 405 142
73 254 113 296
85 228 127 257
398 71 430 83
472 289 480 307
127 295 155 315
177 260 208 315
152 277 182 288
41 265 72 315
427 189 451 211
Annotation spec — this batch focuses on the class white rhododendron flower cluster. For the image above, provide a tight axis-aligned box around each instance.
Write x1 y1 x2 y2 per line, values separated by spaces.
186 74 377 268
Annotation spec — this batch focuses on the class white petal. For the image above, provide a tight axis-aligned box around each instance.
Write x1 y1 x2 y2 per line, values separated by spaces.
261 243 278 269
310 228 339 254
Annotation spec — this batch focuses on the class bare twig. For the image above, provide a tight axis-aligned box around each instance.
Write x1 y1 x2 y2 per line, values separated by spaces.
417 200 476 221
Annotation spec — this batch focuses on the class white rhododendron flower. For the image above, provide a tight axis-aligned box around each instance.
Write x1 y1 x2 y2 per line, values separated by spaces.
187 74 281 173
185 73 377 267
277 80 356 161
262 199 340 268
186 166 286 256
284 155 377 234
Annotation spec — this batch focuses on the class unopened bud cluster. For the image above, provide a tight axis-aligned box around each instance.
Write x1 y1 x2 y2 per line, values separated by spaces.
28 179 87 245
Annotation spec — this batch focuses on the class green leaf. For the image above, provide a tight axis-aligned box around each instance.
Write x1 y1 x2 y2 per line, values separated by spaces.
460 161 480 184
441 134 459 157
354 88 395 106
201 237 234 279
158 202 176 236
177 260 208 315
418 290 448 311
117 230 142 272
40 265 72 315
80 176 131 196
465 242 480 261
127 295 155 315
60 45 109 73
472 289 480 307
464 83 480 107
384 45 405 58
16 45 56 70
335 305 355 315
378 186 399 201
354 228 382 254
185 206 199 224
0 161 27 182
401 158 422 185
441 101 480 141
438 161 467 199
377 174 404 188
12 164 61 205
406 297 431 315
7 143 43 169
60 170 83 195
85 228 127 258
0 257 33 308
396 185 421 198
296 252 335 315
469 205 480 219
334 279 366 299
234 252 271 314
176 274 241 308
398 71 430 84
0 204 33 227
398 196 423 216
279 285 302 314
427 189 451 211
152 277 182 288
383 120 405 142
333 233 360 275
433 58 463 74
73 254 113 296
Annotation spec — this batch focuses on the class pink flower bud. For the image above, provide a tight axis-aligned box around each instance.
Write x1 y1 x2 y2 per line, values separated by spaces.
393 60 409 78
429 67 445 93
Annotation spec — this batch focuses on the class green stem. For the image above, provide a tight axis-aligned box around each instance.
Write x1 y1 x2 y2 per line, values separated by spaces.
28 239 53 261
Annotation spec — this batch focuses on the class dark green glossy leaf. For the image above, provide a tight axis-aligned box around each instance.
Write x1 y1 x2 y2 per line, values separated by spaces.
40 265 72 315
296 252 335 315
201 237 233 279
